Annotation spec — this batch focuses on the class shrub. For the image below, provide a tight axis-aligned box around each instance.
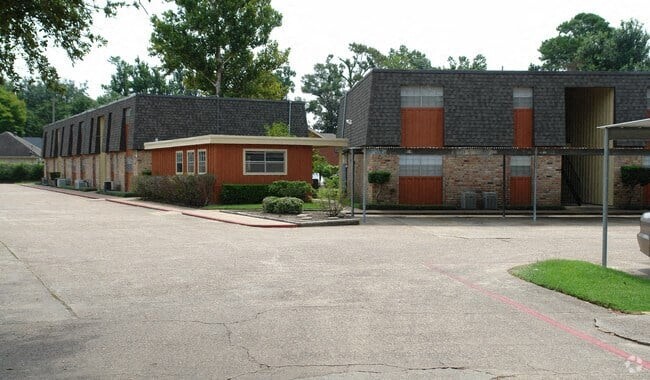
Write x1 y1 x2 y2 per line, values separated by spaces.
368 170 391 184
262 196 303 214
134 174 215 207
318 182 343 217
0 162 44 183
221 184 270 204
621 166 650 187
268 180 311 201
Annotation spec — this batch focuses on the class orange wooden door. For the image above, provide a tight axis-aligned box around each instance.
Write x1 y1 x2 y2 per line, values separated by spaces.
644 185 650 207
510 177 531 206
399 176 443 205
513 109 533 148
401 108 444 147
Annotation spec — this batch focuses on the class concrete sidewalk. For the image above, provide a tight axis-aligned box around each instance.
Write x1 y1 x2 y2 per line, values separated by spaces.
24 184 297 228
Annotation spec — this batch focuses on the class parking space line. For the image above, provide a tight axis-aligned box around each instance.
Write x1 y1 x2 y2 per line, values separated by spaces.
423 263 649 371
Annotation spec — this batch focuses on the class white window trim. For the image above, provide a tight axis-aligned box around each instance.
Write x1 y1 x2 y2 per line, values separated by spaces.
186 150 195 175
197 149 207 174
243 149 287 175
175 150 183 175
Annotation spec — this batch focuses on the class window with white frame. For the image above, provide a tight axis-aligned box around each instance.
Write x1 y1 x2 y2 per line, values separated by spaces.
197 149 207 174
399 155 442 176
187 150 195 174
244 150 286 174
401 86 443 108
513 88 533 109
175 151 183 174
510 156 531 176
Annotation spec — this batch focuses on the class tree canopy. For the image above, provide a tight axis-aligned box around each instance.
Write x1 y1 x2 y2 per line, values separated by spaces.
0 86 27 135
149 0 291 99
533 13 650 71
15 79 96 136
0 0 135 90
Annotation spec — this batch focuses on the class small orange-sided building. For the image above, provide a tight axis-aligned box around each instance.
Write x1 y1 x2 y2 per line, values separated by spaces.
145 134 348 202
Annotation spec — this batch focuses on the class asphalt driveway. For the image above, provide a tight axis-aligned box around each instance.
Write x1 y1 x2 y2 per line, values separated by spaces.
1 184 648 378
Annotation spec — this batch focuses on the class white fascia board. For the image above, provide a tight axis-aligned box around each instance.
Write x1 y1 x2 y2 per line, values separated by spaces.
144 134 348 150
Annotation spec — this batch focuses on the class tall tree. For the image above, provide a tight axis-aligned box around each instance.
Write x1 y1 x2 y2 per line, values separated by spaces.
98 56 195 103
0 0 136 90
446 55 487 70
150 0 291 98
16 79 96 136
0 86 27 135
301 55 345 134
533 13 650 71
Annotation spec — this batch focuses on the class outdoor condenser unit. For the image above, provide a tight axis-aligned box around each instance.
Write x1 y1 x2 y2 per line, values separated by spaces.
483 192 497 210
460 191 477 209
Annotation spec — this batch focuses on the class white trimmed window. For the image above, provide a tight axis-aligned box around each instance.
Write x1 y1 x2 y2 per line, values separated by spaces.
510 156 531 176
187 150 195 174
401 86 443 108
175 151 183 174
244 149 287 175
197 149 207 174
513 88 533 109
399 155 442 176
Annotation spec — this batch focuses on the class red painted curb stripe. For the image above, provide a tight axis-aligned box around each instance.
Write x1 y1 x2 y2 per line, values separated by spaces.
423 263 650 371
105 198 172 212
181 211 298 228
25 185 102 200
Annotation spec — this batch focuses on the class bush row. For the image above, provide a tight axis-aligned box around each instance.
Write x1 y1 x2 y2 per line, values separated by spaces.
262 196 304 214
0 162 44 183
135 174 215 207
221 180 311 204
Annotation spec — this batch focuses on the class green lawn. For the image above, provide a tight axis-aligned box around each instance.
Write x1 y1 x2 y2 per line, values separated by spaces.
203 202 324 211
510 259 650 313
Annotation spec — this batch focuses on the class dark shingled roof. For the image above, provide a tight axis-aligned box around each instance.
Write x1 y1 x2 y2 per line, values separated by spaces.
0 132 42 157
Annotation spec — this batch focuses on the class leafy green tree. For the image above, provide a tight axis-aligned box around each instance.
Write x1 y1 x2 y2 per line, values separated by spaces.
446 55 487 70
264 122 292 137
301 55 345 133
16 79 96 136
98 56 196 103
0 87 27 135
150 0 291 99
533 13 650 71
0 0 136 89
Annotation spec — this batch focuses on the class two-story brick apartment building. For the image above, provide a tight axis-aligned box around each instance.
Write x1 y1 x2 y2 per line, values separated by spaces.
42 94 310 192
338 70 650 208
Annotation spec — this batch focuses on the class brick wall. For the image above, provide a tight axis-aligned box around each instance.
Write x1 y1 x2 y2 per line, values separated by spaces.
613 155 643 207
367 152 399 204
535 155 562 207
444 155 504 208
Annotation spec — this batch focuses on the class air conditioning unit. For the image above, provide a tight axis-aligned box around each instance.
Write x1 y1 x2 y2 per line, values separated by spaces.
55 178 69 187
103 181 114 191
483 192 498 210
460 191 477 209
74 179 88 189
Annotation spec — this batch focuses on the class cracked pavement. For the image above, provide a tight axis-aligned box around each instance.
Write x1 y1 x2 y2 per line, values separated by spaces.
1 184 649 378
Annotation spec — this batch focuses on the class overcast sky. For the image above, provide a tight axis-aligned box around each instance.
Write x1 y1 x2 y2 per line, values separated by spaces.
44 0 650 99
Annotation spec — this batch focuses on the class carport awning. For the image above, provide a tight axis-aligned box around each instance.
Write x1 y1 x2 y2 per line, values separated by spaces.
597 118 650 139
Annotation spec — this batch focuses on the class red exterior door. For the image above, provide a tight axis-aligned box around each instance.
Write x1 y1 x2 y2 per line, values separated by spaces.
510 177 531 206
399 176 443 205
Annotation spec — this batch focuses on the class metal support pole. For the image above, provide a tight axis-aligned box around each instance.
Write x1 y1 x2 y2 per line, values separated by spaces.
362 147 368 223
502 154 506 218
602 129 609 267
350 149 355 217
533 148 537 222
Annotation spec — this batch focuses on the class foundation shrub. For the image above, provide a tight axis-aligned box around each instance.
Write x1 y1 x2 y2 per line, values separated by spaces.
221 184 270 204
268 180 311 201
135 174 215 207
0 162 44 182
262 196 303 214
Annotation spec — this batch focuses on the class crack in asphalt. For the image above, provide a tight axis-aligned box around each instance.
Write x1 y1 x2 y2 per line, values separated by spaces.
0 239 78 319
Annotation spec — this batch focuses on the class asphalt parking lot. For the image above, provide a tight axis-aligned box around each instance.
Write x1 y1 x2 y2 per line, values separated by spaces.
1 184 648 378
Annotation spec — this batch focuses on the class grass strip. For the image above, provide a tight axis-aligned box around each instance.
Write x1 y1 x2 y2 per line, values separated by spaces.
203 202 323 211
510 259 650 313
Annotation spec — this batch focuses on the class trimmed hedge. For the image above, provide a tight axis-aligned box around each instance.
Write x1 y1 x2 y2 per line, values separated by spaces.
262 196 303 214
221 184 270 204
621 166 650 187
268 180 311 201
368 170 391 184
135 174 215 207
0 162 44 183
